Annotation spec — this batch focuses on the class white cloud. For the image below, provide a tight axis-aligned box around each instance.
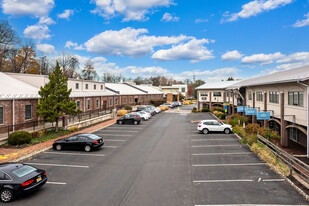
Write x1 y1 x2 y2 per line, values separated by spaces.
1 0 54 17
221 50 244 61
276 52 309 64
241 52 285 65
91 0 175 21
92 57 107 63
57 9 74 19
128 66 168 75
65 41 85 50
195 18 208 23
152 38 214 63
84 27 188 57
293 13 309 28
36 44 55 54
38 16 55 25
223 0 293 22
24 24 51 40
161 13 179 22
180 67 238 77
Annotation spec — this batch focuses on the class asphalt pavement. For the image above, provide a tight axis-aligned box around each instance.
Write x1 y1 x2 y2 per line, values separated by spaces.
13 107 308 206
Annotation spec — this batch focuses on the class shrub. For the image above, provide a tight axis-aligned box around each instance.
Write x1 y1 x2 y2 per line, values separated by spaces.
192 107 197 111
201 108 210 112
150 99 165 107
233 125 243 135
117 110 128 116
68 126 79 132
183 101 189 105
210 107 225 113
218 114 226 120
30 129 48 138
8 131 32 145
124 105 133 111
245 124 261 134
226 114 249 126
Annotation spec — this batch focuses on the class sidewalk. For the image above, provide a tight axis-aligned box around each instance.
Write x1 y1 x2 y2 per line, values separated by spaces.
0 118 117 164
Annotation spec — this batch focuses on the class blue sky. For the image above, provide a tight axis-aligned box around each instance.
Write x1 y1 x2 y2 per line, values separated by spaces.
1 0 309 82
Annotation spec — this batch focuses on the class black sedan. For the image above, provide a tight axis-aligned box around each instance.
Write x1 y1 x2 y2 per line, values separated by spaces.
0 163 47 202
117 114 142 125
53 133 104 152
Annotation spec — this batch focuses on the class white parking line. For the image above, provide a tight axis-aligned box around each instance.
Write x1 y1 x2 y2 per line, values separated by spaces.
193 179 253 183
47 182 67 185
104 139 125 142
191 139 237 141
103 146 117 148
98 134 132 137
193 163 265 167
262 179 285 182
99 130 138 133
27 163 89 168
195 205 309 206
192 152 251 156
44 152 105 157
192 145 242 148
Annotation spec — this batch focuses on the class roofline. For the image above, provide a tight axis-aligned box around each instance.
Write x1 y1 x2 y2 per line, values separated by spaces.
105 87 120 94
123 83 148 94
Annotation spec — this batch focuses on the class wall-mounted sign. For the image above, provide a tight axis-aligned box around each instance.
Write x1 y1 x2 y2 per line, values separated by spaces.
201 97 207 100
237 106 247 112
245 108 257 115
224 104 228 110
257 112 270 120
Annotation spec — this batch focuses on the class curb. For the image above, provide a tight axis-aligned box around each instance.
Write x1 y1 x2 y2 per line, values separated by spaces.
8 120 117 163
210 112 219 120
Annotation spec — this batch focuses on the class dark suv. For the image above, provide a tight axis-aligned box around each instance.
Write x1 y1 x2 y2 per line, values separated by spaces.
117 114 142 125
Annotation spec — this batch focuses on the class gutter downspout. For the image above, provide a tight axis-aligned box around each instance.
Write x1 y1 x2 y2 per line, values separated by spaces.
297 81 309 158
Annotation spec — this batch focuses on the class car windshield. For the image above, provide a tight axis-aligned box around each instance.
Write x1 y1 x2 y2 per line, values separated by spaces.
12 165 36 177
85 134 100 139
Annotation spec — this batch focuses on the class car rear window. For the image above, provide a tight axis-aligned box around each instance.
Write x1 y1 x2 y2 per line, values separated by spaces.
12 165 36 178
85 134 100 140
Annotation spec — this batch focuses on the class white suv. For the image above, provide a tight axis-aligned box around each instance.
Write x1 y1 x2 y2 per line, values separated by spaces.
197 120 233 134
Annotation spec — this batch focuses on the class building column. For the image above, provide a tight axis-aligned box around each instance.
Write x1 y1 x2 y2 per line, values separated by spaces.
263 92 268 128
307 88 309 158
252 92 256 124
223 91 226 103
228 91 231 115
280 92 288 148
209 92 212 110
232 92 235 114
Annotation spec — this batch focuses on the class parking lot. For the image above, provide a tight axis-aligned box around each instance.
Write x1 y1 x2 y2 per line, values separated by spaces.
9 107 309 205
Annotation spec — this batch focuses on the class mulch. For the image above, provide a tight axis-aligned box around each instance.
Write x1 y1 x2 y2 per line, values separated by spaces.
0 118 117 163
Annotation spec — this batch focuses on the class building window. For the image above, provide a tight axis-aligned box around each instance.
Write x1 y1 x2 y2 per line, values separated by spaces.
288 92 304 107
0 106 3 124
213 92 221 97
248 92 252 100
289 128 300 143
85 84 88 89
76 83 79 89
96 99 99 108
115 97 118 105
130 97 132 103
110 98 113 106
269 91 279 103
256 92 263 102
200 92 208 97
124 97 127 104
25 105 32 120
181 88 185 92
101 85 103 90
94 85 96 90
87 100 90 110
76 100 80 109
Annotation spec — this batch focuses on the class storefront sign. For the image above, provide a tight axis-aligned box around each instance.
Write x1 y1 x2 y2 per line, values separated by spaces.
257 112 270 120
237 106 247 112
245 108 257 115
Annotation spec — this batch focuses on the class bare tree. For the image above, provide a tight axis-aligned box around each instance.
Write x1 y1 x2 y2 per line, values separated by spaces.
82 60 98 80
38 56 50 75
56 52 80 78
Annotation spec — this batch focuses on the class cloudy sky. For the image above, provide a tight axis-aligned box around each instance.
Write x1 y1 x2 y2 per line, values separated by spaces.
1 0 309 81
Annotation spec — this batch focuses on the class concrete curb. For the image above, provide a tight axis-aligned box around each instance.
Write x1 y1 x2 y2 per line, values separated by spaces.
10 120 117 163
234 133 309 200
210 112 219 120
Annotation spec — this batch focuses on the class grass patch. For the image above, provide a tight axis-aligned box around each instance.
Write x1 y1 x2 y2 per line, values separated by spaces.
31 130 71 144
251 143 290 176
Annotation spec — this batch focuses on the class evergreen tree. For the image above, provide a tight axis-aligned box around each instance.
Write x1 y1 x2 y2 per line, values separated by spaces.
36 62 81 132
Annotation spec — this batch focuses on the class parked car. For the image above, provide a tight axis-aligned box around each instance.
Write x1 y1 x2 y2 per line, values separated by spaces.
197 120 233 134
161 103 173 108
117 114 142 125
146 105 161 114
0 163 47 202
136 106 146 112
143 107 156 116
136 111 151 121
53 133 104 152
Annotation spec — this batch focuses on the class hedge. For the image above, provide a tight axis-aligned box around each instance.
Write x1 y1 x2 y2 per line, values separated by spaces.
8 131 32 146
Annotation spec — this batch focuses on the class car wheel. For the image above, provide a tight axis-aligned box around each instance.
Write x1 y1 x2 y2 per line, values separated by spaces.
55 144 62 151
142 117 146 121
134 121 138 125
85 145 91 152
118 121 123 125
1 189 13 203
224 128 230 134
203 128 209 134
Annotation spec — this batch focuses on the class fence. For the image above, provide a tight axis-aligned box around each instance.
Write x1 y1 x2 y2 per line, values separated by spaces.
68 107 112 124
257 134 309 184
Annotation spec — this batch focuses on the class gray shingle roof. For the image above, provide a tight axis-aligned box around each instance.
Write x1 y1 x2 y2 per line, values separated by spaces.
196 81 241 90
227 65 309 89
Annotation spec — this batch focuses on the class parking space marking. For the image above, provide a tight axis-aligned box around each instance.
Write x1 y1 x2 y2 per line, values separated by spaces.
194 205 309 206
192 145 242 148
103 146 117 148
98 130 138 133
192 152 252 156
27 163 89 168
44 152 105 157
193 179 253 183
262 179 285 182
191 139 237 141
193 163 265 167
97 134 132 137
46 182 67 185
